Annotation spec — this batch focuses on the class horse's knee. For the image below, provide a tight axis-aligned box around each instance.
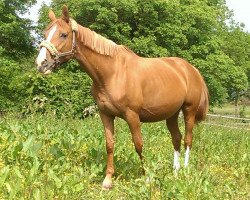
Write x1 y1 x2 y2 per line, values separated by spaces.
106 141 114 154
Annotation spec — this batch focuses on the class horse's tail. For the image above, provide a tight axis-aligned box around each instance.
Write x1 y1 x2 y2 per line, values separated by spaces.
195 79 209 123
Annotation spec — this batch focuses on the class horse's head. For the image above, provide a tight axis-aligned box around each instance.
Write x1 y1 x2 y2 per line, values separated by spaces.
35 5 78 75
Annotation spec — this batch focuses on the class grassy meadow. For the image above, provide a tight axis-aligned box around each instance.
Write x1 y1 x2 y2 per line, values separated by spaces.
0 114 249 199
212 104 250 118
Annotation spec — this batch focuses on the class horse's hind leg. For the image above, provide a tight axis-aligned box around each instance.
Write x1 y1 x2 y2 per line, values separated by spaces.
182 107 196 167
166 112 182 172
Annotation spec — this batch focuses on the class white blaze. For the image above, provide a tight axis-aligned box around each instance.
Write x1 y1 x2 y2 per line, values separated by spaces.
36 25 57 67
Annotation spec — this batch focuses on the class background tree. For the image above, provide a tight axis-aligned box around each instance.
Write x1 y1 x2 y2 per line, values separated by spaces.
0 0 36 58
38 0 248 106
0 0 249 116
0 0 36 111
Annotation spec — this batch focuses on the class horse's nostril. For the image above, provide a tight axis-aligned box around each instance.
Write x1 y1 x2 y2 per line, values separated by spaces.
41 59 47 66
38 66 43 73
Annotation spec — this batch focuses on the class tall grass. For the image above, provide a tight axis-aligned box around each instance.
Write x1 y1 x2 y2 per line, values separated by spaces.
0 114 249 199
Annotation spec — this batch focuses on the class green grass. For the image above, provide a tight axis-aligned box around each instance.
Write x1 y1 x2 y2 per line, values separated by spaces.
212 104 250 118
0 114 249 199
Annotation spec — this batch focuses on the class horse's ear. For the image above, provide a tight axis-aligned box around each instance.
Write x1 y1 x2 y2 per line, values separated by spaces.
48 10 56 21
62 5 70 23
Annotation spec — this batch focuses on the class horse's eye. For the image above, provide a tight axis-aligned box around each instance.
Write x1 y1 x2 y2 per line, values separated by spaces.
60 33 68 38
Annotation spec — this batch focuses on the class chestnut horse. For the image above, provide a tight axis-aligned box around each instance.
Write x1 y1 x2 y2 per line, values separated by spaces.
35 6 209 189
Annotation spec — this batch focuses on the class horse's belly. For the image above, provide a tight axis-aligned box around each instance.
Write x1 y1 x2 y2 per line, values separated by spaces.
139 85 186 121
139 105 181 122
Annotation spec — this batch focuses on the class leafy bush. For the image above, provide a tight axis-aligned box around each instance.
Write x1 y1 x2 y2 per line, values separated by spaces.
1 0 250 116
0 49 20 111
17 61 95 118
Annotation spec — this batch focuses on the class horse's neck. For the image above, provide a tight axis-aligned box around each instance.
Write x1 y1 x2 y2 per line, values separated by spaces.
75 44 117 86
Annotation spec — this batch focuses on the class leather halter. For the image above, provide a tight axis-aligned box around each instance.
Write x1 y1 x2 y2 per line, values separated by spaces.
39 19 78 65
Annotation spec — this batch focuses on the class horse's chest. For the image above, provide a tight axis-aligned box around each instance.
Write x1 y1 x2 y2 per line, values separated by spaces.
92 89 122 116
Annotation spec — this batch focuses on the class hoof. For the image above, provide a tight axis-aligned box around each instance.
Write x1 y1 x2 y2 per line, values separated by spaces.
102 178 112 190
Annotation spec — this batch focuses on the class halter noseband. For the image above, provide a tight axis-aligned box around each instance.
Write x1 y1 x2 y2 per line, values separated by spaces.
39 19 78 66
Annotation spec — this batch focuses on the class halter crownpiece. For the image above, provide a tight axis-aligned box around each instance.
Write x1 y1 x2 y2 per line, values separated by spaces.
39 18 78 60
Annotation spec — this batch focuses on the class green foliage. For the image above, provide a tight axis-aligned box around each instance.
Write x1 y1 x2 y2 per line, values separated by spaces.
0 0 36 113
0 50 19 110
193 53 248 104
1 0 250 115
0 0 36 59
0 115 249 199
37 0 249 107
16 61 94 118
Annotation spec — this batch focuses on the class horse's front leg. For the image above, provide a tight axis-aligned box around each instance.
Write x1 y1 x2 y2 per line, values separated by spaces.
100 112 115 190
124 110 144 173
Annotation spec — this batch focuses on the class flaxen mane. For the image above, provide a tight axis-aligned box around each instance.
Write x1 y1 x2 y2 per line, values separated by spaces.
78 25 120 56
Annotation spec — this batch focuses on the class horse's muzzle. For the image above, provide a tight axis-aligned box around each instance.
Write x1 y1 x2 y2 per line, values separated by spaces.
37 59 57 75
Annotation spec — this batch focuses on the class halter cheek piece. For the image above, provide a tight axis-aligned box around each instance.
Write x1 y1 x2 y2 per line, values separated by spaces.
39 19 78 68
